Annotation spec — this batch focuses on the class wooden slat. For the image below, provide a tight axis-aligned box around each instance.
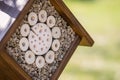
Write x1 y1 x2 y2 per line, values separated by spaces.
0 55 20 80
0 49 32 80
51 35 81 80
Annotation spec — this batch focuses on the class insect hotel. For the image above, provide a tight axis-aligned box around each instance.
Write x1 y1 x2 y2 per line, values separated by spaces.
0 0 94 80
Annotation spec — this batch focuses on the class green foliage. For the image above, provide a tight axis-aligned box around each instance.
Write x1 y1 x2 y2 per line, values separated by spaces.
59 0 120 80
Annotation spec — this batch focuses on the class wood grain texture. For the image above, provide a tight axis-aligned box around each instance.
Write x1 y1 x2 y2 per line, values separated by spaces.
0 49 32 80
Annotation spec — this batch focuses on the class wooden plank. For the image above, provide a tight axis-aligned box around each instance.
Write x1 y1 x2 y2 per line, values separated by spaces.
0 50 32 80
0 55 19 80
51 35 81 80
50 0 94 46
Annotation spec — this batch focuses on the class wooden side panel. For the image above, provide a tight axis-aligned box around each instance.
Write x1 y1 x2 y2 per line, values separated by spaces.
50 0 94 46
0 54 20 80
0 50 32 80
51 35 81 80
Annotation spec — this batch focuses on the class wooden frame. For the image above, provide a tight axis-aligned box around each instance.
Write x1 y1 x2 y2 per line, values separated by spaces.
0 0 94 80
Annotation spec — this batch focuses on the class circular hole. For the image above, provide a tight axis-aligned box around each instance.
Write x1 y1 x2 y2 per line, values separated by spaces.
44 29 47 32
32 35 34 38
28 54 31 58
36 51 38 53
33 45 36 48
31 16 35 21
35 27 37 30
47 38 49 41
43 34 45 36
42 40 44 43
22 42 25 47
41 48 43 51
39 60 41 64
41 14 44 18
55 44 58 48
49 55 52 59
31 41 33 43
49 19 52 24
40 25 43 28
55 31 58 34
24 28 27 32
39 29 42 33
39 37 41 40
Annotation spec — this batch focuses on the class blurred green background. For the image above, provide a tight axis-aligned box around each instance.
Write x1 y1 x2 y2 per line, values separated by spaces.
59 0 120 80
